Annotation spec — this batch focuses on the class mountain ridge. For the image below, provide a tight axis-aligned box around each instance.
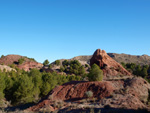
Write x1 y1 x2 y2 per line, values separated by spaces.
62 53 150 65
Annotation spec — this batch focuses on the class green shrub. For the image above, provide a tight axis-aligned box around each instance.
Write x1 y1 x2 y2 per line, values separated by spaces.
88 64 103 81
60 66 65 72
0 55 4 59
18 58 25 64
43 59 50 66
0 73 5 100
55 60 60 66
85 91 93 98
0 68 81 106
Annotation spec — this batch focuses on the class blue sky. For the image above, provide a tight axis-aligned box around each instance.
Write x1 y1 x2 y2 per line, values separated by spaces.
0 0 150 63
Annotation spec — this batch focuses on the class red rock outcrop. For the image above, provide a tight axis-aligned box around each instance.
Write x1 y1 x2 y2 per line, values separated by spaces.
18 61 43 71
90 49 132 78
0 55 23 65
29 81 114 111
50 81 114 100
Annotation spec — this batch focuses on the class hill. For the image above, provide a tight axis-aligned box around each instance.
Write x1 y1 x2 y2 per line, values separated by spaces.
63 53 150 66
28 49 150 113
0 55 43 71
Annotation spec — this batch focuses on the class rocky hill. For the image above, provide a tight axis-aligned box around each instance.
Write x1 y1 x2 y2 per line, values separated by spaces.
0 55 43 71
29 77 150 113
28 49 150 113
62 53 150 66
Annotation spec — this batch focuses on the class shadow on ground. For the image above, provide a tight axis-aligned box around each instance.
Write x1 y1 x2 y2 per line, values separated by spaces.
58 108 150 113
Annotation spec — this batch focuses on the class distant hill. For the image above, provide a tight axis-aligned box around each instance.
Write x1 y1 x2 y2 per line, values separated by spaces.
0 55 43 71
61 53 150 65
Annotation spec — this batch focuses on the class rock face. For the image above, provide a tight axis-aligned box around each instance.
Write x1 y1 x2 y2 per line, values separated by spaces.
90 49 132 78
0 65 16 72
18 61 43 71
0 55 43 71
50 81 114 101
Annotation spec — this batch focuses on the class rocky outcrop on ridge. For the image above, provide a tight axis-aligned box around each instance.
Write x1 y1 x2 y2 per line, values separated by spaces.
90 49 132 78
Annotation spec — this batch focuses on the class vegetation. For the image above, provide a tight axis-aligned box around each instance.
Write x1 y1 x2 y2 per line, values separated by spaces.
88 64 103 81
0 55 4 59
18 58 25 64
61 60 86 76
85 91 93 98
121 62 150 83
43 59 50 66
55 60 60 66
0 69 81 105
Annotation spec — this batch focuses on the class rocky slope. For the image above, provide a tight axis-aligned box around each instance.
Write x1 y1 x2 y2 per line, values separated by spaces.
29 49 150 113
29 77 150 112
0 55 43 71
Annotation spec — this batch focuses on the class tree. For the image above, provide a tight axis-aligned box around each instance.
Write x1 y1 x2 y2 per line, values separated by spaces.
60 66 65 72
13 74 34 104
141 67 148 78
88 64 103 81
18 58 25 64
79 66 86 75
62 60 69 66
0 55 4 59
55 60 60 66
0 73 5 100
43 59 50 66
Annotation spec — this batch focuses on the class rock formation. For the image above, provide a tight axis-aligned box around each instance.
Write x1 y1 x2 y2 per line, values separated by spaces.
29 81 114 111
0 65 16 72
90 49 132 78
49 81 114 100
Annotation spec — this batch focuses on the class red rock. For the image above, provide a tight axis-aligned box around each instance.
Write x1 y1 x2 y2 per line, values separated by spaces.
29 81 114 112
50 81 114 100
90 49 132 78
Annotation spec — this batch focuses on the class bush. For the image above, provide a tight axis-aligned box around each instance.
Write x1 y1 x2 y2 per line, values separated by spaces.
60 66 65 72
0 55 4 59
88 64 103 81
43 59 50 66
55 60 60 66
0 73 5 100
85 91 93 98
18 58 25 64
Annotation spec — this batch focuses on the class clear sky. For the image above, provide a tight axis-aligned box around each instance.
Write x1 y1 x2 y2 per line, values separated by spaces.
0 0 150 63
